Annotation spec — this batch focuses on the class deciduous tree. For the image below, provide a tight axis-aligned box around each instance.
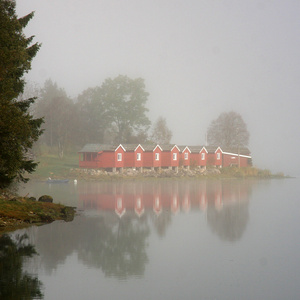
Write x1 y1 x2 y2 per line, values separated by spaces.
35 79 77 157
207 111 249 148
99 75 151 143
150 116 172 144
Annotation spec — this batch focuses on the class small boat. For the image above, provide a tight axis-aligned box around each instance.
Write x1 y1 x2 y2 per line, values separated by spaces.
46 178 69 184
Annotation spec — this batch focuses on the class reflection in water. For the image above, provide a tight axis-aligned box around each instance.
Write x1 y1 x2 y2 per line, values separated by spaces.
78 180 252 241
0 233 43 299
31 212 150 279
17 180 254 283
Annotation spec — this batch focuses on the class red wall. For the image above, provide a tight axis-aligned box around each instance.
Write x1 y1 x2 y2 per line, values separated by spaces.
180 149 190 167
222 154 249 167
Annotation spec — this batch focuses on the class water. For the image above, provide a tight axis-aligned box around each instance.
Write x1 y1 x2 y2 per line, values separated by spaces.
2 178 299 300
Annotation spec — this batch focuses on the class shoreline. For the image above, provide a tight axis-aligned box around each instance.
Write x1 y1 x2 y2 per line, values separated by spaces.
0 191 76 235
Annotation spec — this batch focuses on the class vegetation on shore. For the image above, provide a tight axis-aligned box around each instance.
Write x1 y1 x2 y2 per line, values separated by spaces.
0 189 75 234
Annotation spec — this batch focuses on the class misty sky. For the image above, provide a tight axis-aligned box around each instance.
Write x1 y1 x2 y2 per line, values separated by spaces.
16 0 300 176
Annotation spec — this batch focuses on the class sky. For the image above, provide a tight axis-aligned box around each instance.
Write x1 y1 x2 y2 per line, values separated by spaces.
16 0 300 176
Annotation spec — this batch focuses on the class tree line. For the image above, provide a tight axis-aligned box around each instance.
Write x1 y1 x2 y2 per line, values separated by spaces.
0 0 249 188
23 77 173 157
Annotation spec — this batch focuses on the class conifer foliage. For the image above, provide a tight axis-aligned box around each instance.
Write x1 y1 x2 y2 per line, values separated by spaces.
0 0 43 188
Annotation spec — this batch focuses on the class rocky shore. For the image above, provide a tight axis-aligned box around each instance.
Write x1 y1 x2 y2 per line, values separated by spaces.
68 166 222 180
0 190 76 234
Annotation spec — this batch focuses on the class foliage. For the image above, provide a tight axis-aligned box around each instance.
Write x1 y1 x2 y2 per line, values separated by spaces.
207 111 249 148
34 79 77 157
0 234 43 299
93 75 151 143
0 0 43 188
150 116 172 144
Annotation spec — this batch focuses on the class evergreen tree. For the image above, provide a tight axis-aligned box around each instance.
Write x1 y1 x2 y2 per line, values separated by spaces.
0 0 43 188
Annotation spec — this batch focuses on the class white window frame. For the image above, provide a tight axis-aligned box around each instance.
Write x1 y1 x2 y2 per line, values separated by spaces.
216 152 221 160
184 152 188 160
136 152 141 161
155 153 159 161
117 153 122 161
173 153 177 161
201 152 205 160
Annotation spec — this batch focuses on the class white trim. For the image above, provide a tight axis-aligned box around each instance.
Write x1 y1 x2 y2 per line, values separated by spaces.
115 144 126 152
155 153 160 161
135 144 145 152
136 152 141 161
153 145 163 151
222 152 251 158
200 146 208 153
182 146 191 153
173 153 177 161
184 152 188 160
117 153 122 161
171 145 180 152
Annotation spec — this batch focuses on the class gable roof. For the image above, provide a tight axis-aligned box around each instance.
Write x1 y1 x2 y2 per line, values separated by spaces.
78 144 125 153
160 144 180 151
122 144 145 152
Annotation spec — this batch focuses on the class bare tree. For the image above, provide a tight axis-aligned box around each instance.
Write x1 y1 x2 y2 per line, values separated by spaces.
150 116 172 144
207 111 249 148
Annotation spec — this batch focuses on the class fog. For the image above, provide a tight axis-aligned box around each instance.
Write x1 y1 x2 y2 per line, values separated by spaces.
16 0 300 176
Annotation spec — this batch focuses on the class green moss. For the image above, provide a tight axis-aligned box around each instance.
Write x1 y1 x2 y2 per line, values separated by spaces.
0 194 75 233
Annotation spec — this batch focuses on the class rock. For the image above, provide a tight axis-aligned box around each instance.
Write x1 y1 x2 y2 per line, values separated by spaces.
38 195 53 203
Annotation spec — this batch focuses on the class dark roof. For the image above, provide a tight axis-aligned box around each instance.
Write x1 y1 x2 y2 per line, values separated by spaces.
188 145 206 153
79 143 251 156
142 144 160 151
78 144 120 153
122 144 146 151
220 147 251 156
159 144 179 151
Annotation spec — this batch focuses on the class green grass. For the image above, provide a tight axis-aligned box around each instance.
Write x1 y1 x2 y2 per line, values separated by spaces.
31 152 78 179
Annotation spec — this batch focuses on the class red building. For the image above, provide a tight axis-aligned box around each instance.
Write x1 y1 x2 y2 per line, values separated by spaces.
143 144 162 169
189 146 208 168
78 143 252 171
160 144 180 169
219 147 252 167
179 146 191 168
78 144 126 171
123 144 144 170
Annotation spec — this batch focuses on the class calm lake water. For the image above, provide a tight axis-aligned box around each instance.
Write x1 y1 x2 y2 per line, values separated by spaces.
2 178 300 299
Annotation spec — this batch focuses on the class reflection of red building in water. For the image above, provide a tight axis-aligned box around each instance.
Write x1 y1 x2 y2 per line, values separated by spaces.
78 181 251 218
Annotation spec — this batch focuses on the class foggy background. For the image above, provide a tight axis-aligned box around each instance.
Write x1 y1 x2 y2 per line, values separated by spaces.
16 0 300 176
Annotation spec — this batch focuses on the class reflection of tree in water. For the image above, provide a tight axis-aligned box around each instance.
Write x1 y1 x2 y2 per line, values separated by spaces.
34 212 150 279
150 210 173 237
77 213 150 279
207 202 249 242
0 234 43 299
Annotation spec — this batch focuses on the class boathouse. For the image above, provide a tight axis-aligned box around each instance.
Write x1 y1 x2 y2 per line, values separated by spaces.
160 144 180 170
78 143 252 171
143 144 162 170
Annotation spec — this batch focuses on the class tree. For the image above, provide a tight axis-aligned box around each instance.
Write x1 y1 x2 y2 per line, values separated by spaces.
35 79 77 157
207 111 249 148
0 234 43 299
150 116 172 144
0 0 43 188
99 75 151 143
76 86 113 144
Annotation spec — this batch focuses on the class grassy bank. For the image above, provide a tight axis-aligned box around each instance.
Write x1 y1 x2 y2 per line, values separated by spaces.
0 190 75 234
30 152 78 179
